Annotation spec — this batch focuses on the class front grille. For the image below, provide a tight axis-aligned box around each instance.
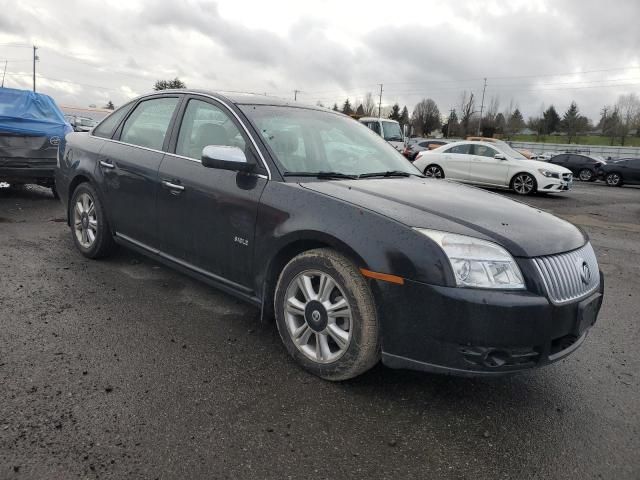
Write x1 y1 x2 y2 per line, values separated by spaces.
533 243 599 304
562 172 572 182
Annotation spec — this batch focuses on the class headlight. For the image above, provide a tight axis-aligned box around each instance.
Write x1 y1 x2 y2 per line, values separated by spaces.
538 169 559 179
415 229 525 289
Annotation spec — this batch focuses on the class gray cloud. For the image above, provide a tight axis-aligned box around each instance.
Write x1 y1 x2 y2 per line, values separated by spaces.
0 0 638 120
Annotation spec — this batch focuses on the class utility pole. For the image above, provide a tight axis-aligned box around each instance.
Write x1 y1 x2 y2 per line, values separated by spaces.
294 89 300 101
1 60 7 88
32 45 38 92
378 84 383 118
447 108 455 138
477 77 487 136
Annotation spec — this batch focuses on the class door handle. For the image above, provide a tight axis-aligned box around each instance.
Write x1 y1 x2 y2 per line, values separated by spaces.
162 180 185 192
99 160 115 169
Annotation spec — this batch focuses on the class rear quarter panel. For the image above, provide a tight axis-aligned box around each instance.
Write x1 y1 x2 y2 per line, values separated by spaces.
56 133 106 216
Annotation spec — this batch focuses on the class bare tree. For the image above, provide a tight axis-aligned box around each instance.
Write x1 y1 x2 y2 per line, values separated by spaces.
616 93 640 145
411 98 441 136
459 91 475 136
363 92 376 116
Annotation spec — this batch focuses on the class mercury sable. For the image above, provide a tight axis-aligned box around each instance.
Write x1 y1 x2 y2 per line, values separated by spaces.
55 91 603 380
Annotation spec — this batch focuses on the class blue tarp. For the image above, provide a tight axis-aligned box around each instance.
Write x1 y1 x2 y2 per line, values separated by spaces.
0 87 72 137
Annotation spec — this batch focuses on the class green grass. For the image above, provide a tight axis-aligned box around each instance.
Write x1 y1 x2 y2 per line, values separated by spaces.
510 134 640 147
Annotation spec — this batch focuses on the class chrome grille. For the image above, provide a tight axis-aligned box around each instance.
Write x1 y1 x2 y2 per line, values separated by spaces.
533 243 599 304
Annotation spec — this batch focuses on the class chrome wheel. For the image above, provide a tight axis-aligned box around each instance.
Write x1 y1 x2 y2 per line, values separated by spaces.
284 270 352 364
425 165 444 178
606 173 621 186
579 169 593 181
73 192 98 248
512 173 535 195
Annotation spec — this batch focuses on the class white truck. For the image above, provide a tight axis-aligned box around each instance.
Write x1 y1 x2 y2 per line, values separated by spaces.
359 117 405 153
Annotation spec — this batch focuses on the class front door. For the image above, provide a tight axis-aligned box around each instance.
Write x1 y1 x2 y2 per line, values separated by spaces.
440 143 472 180
99 95 181 248
468 144 508 186
157 96 268 289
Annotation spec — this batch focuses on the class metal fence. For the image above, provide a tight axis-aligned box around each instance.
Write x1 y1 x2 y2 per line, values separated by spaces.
507 141 640 159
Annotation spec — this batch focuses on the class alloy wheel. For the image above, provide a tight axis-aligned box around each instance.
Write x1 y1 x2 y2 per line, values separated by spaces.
73 192 98 248
284 270 352 364
425 166 444 178
606 173 621 186
512 174 535 195
579 169 593 181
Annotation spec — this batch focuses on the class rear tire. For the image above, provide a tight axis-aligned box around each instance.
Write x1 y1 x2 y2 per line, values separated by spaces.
69 183 116 259
578 168 594 182
424 165 445 179
274 248 380 381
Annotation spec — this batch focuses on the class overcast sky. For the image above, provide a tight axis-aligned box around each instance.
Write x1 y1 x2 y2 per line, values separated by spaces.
1 0 638 120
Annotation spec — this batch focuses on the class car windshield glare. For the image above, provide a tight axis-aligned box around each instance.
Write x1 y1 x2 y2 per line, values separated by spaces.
240 105 419 177
381 121 403 141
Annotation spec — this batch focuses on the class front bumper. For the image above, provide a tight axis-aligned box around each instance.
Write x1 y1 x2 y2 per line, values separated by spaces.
376 272 603 376
539 176 572 192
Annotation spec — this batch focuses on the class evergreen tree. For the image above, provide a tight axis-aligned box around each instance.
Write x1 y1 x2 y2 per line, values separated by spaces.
388 103 401 121
104 100 115 110
543 105 560 134
332 103 339 112
342 99 353 115
399 106 410 130
356 104 365 116
561 101 589 143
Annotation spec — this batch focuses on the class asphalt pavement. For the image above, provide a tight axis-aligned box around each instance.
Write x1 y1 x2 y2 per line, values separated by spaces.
0 182 638 479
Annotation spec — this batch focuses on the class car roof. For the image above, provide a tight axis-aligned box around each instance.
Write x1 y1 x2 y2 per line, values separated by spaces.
134 89 332 112
359 116 398 123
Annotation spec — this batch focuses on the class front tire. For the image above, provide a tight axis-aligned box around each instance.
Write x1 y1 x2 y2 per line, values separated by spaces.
605 172 623 187
511 172 537 195
424 164 444 179
274 248 380 381
69 183 116 258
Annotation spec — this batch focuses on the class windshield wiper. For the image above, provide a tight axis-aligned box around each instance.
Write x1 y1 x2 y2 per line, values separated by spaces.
358 170 421 179
282 171 359 179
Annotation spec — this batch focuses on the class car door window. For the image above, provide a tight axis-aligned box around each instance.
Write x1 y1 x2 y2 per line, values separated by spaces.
93 102 134 139
368 122 381 135
472 144 498 158
176 99 247 160
120 97 180 150
445 144 471 154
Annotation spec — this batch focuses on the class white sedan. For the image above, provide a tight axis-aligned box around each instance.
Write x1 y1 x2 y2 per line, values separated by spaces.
413 140 573 195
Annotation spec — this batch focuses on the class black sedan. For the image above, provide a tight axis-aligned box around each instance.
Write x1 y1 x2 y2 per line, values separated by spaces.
548 153 606 181
403 138 451 160
597 157 640 187
55 90 604 380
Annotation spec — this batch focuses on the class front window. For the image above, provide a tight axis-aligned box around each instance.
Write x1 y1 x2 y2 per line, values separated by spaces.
241 105 419 177
381 121 403 142
492 140 527 160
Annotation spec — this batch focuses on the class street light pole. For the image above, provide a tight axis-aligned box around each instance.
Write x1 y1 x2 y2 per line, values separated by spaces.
378 83 383 118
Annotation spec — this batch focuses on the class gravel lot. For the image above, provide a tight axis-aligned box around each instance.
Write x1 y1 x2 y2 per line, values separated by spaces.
1 182 638 479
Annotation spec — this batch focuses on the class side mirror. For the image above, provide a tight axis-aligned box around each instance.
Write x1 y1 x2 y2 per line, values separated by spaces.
201 145 255 172
494 153 507 160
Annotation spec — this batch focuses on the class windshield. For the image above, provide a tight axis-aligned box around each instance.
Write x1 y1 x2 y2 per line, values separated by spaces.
78 117 98 127
493 140 528 160
381 121 403 142
240 105 419 177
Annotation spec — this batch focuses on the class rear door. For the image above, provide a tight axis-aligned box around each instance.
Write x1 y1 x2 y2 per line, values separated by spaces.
98 95 181 248
439 143 472 180
467 144 508 186
156 95 268 289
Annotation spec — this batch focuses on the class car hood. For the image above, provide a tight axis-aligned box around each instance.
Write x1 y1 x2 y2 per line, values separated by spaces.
301 178 586 258
510 158 571 174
